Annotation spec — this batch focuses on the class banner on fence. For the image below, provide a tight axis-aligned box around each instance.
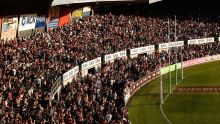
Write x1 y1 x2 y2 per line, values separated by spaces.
82 57 101 70
1 16 18 40
18 14 37 31
48 6 60 29
159 41 184 49
105 51 127 62
187 37 214 45
63 66 79 82
69 66 79 77
35 16 46 29
130 45 155 55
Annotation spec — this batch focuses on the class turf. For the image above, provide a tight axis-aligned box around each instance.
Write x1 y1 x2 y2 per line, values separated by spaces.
163 94 220 124
128 60 220 124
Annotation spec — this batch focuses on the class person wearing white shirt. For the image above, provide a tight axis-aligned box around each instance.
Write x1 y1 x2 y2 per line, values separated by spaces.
106 112 112 123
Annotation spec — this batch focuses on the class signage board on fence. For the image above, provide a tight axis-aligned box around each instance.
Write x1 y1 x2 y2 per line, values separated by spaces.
35 16 46 28
130 45 155 55
188 37 214 45
18 14 37 31
130 48 140 55
68 66 79 78
63 71 69 82
148 45 155 51
82 57 101 70
119 50 127 57
105 51 126 62
63 66 79 82
205 37 214 43
1 16 18 40
169 42 176 48
113 51 127 59
175 41 184 47
159 41 184 49
159 43 169 49
105 54 113 62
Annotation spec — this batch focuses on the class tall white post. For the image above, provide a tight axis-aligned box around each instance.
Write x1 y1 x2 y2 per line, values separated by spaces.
168 18 172 94
160 58 163 104
181 48 184 80
175 15 178 85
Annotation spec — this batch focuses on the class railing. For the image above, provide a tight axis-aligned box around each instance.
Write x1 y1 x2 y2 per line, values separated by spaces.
124 70 160 105
49 37 219 99
50 76 62 96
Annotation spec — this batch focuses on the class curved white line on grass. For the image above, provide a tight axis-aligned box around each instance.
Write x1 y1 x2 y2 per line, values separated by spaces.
160 103 172 124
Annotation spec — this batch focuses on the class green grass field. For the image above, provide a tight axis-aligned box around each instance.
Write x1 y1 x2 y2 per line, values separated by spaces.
128 60 220 124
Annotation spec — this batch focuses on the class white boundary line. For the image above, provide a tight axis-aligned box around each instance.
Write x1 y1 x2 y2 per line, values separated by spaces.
160 103 172 124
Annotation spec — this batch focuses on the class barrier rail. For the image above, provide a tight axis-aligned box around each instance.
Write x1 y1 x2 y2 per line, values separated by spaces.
125 70 160 105
51 76 62 95
50 37 220 100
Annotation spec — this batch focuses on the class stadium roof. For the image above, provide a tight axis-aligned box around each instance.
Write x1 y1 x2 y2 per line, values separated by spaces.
0 0 52 16
51 0 153 6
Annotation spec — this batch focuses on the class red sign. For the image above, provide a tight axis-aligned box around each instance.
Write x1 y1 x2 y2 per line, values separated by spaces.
58 6 71 27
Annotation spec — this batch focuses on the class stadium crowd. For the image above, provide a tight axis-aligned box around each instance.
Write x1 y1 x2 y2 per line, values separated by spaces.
0 9 220 123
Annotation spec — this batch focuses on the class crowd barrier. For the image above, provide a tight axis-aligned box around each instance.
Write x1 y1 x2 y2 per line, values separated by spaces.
187 37 214 45
130 45 155 58
124 70 160 104
81 57 101 77
104 50 127 63
63 66 79 86
48 36 219 100
183 54 220 68
50 76 62 99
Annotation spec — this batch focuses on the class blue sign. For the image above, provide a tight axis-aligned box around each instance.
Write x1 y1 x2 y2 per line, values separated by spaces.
35 17 46 28
48 18 59 29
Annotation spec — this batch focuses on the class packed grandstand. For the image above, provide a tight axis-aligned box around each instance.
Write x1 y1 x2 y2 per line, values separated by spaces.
0 0 220 124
